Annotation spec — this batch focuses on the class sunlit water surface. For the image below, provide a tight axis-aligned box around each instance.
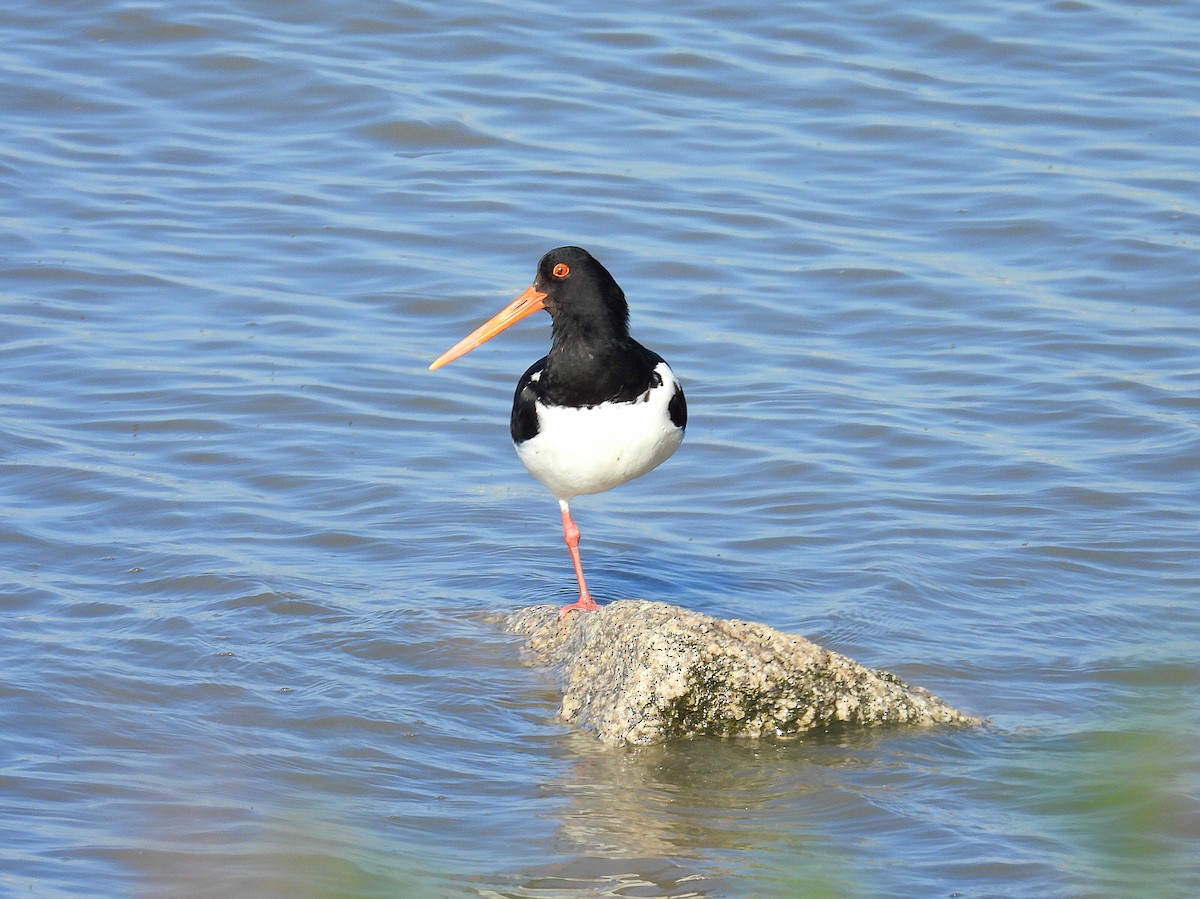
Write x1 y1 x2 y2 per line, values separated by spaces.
3 1 1198 896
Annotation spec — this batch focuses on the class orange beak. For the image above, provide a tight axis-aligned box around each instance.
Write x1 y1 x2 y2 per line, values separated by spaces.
428 284 548 370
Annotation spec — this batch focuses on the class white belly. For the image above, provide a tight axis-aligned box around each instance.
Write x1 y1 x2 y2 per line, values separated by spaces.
514 366 684 500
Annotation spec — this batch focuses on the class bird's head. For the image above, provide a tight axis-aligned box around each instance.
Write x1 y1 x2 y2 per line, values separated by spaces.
429 246 628 371
532 247 629 345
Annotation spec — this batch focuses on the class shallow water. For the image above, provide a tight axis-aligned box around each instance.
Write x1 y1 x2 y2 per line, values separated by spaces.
3 1 1199 896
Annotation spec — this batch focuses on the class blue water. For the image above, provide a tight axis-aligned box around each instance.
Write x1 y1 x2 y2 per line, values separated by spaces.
3 1 1198 896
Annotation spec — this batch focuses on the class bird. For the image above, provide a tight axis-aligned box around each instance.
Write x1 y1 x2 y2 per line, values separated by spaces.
429 246 687 618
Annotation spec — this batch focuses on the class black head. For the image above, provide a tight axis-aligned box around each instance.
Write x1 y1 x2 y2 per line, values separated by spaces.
531 246 631 345
428 245 636 371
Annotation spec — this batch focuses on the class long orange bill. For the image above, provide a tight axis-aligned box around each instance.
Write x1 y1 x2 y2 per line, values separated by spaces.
428 284 548 371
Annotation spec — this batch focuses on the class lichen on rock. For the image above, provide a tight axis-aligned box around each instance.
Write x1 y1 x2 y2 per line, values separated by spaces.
502 599 980 745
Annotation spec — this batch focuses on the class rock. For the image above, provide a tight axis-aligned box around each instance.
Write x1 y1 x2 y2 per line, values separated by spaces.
502 600 980 745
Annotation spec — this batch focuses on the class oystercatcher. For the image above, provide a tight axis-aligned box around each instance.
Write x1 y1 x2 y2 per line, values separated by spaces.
429 246 687 617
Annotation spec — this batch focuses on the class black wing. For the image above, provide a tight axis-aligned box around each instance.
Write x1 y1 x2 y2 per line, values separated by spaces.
510 356 546 445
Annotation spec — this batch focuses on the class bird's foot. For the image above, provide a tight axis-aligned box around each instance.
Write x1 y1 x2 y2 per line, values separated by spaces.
558 597 601 619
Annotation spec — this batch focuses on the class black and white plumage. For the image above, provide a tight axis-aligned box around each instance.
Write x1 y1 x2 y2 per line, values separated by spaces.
430 246 686 617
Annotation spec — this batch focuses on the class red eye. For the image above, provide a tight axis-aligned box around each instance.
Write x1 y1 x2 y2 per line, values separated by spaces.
552 263 570 279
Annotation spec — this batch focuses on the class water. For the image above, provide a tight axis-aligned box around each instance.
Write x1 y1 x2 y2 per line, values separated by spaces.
3 0 1198 896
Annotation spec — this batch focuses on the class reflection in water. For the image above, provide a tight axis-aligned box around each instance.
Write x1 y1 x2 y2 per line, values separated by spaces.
480 730 891 896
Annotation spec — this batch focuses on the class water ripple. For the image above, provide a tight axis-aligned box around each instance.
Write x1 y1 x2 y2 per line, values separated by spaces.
3 0 1199 895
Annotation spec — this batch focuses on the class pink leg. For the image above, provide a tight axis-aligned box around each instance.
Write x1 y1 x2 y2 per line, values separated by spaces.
557 500 600 618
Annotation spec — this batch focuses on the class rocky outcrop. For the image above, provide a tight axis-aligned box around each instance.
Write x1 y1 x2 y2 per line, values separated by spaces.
503 600 979 745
